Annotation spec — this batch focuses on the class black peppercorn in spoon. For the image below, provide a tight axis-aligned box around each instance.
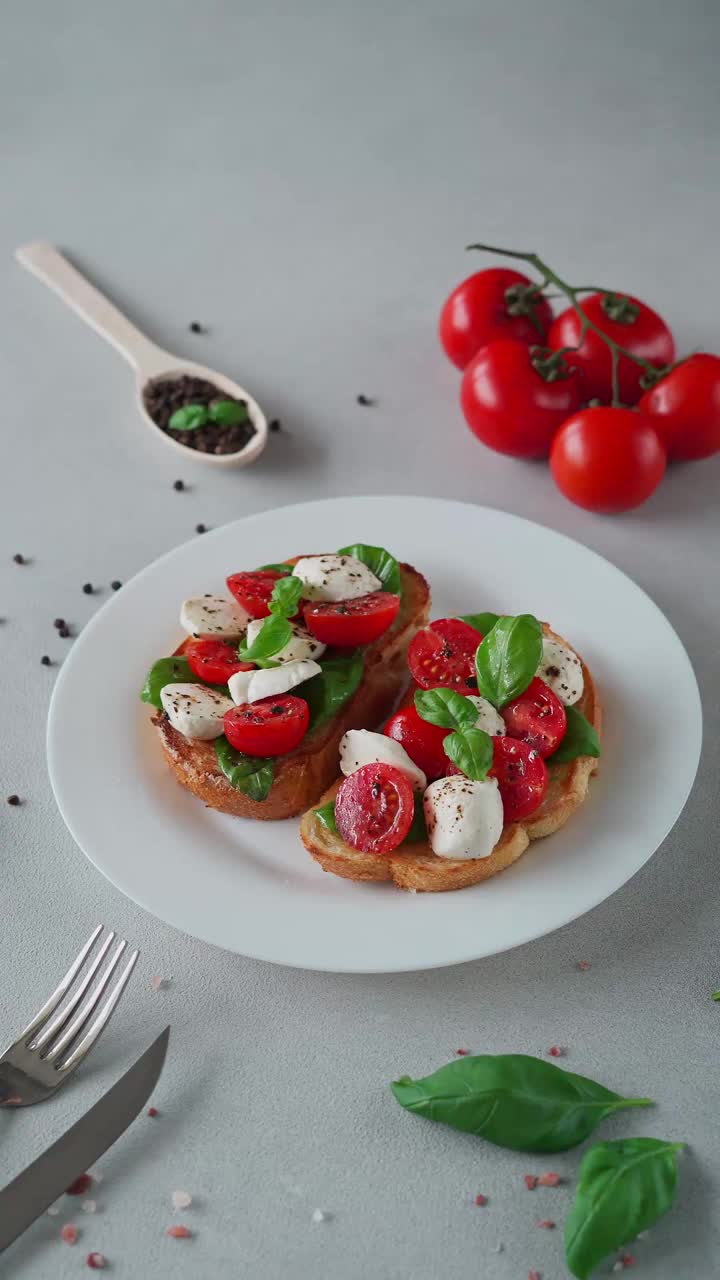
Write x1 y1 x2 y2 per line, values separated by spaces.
15 243 268 469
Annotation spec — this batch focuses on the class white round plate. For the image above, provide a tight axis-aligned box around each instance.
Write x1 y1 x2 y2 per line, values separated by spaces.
47 496 701 973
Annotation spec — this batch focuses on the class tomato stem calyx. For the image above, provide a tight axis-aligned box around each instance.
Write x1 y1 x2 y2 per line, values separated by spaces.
530 346 574 384
504 282 546 336
467 242 678 406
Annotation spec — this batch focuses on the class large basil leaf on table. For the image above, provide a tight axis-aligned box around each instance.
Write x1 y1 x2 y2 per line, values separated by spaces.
391 1054 652 1152
337 543 402 596
565 1138 684 1279
303 650 365 731
140 655 225 708
215 736 274 801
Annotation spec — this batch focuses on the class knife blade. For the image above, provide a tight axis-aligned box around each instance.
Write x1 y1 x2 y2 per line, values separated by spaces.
0 1025 169 1253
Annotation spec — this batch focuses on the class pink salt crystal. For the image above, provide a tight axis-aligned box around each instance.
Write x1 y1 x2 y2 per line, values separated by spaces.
535 1219 556 1229
455 1048 470 1056
60 1224 78 1245
529 1271 541 1280
524 1174 538 1190
474 1193 487 1206
548 1045 564 1057
172 1190 192 1211
81 1199 97 1214
537 1172 561 1187
150 975 171 992
47 1204 60 1217
86 1253 106 1270
577 960 591 971
166 1224 192 1239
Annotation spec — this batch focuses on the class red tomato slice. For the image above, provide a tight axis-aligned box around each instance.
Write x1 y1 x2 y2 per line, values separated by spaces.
501 677 567 758
223 695 309 757
227 570 283 619
334 762 415 854
184 639 253 685
384 705 450 782
490 736 548 822
408 619 481 692
304 591 400 647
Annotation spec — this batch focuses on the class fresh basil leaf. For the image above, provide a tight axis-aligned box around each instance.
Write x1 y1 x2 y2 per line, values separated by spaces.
414 687 477 731
316 795 426 844
443 728 493 780
257 562 293 575
713 990 720 1002
314 801 338 833
168 404 209 432
140 655 225 708
459 612 500 636
337 543 402 595
303 651 365 731
475 613 542 707
391 1055 652 1153
208 399 249 426
549 706 601 764
565 1138 684 1279
237 613 292 663
269 574 304 617
214 736 274 800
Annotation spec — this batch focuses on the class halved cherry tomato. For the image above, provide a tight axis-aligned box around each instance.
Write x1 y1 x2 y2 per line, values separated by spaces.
304 591 400 647
384 705 450 782
334 762 414 854
227 570 283 619
490 736 548 822
223 695 309 757
184 639 253 686
501 677 567 758
439 268 554 370
408 619 481 692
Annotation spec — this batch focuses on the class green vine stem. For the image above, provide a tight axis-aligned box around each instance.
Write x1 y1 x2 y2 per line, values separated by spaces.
468 242 677 405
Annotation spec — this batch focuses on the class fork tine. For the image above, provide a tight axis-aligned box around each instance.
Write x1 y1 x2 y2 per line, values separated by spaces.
43 939 128 1065
57 949 139 1073
31 931 116 1051
15 925 104 1044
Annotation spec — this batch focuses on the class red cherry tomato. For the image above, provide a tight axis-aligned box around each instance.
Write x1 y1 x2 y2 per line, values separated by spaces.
223 695 309 757
501 677 567 758
334 762 415 854
460 339 583 459
303 591 400 647
227 570 283 619
550 407 666 513
408 619 481 692
639 353 720 461
548 293 675 405
384 705 450 782
184 639 253 686
439 269 554 370
490 737 548 822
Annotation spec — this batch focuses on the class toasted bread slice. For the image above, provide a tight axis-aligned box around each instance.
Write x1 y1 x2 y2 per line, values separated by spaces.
299 625 601 891
152 562 430 820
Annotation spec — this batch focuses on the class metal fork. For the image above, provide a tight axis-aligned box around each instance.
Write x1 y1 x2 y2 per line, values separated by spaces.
0 926 139 1107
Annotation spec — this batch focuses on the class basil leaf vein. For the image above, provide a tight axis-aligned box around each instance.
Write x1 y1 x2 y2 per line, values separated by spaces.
475 613 543 707
391 1054 652 1153
214 736 274 800
414 687 477 731
565 1138 684 1280
269 574 304 617
550 705 601 764
443 728 493 780
337 543 402 595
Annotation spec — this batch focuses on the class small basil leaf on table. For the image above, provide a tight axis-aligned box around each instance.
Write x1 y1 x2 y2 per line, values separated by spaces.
391 1054 652 1153
208 399 249 426
257 562 293 575
269 574 304 617
459 612 500 636
140 655 224 708
314 801 338 833
414 687 477 731
475 613 543 707
549 706 601 763
303 650 365 731
215 736 274 800
443 728 493 781
565 1138 684 1280
238 613 292 663
337 543 402 595
168 404 210 431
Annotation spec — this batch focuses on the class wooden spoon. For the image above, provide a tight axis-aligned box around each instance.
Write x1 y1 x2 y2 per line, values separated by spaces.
16 242 268 469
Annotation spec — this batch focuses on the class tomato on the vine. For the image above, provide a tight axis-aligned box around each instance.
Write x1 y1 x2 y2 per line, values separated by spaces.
384 705 450 782
439 268 554 370
408 619 481 692
502 677 566 758
639 353 720 461
550 406 666 513
303 591 400 647
460 339 583 459
223 695 309 757
184 639 253 685
548 292 675 405
335 762 415 854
